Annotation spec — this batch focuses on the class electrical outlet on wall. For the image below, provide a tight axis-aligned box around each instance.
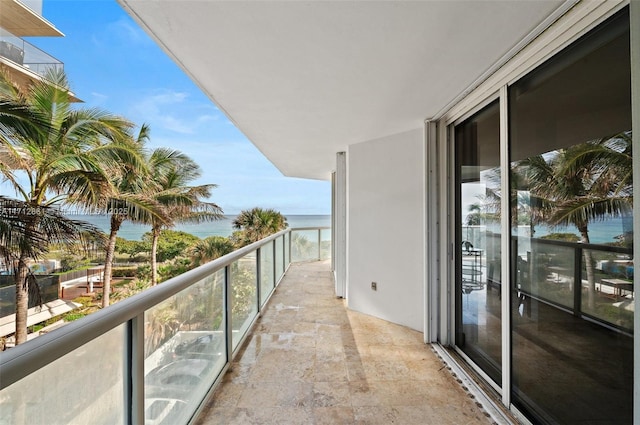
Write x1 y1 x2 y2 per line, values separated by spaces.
371 282 377 291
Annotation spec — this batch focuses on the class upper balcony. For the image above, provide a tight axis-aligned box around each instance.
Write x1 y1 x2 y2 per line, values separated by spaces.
1 34 62 76
0 31 80 101
0 227 506 424
0 0 63 37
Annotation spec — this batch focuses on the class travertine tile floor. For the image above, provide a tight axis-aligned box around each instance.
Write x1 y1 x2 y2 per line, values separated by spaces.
196 261 496 425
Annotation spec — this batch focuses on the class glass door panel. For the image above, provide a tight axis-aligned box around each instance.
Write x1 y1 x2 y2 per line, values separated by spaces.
509 9 632 424
455 100 502 385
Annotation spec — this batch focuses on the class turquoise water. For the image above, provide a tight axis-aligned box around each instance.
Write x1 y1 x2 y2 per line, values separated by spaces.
68 214 331 241
73 213 630 244
534 216 632 244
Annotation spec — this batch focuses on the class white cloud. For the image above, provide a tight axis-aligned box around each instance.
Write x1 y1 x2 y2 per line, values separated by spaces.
127 89 222 135
90 92 109 103
107 17 151 46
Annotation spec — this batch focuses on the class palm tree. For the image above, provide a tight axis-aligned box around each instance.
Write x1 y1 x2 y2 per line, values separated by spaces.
0 69 133 343
100 124 159 307
232 208 288 247
555 132 633 229
189 236 235 266
0 196 103 313
145 148 223 285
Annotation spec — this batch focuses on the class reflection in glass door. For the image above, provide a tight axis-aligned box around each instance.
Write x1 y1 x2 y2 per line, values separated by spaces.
455 100 501 384
509 9 632 424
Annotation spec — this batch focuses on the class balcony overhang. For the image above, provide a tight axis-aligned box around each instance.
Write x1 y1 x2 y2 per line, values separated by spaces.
119 0 565 180
0 0 64 37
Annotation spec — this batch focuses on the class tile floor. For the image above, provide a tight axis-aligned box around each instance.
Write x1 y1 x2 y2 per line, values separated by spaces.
196 260 497 425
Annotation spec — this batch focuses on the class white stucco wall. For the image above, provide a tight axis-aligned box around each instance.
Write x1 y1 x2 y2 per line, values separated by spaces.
347 128 424 331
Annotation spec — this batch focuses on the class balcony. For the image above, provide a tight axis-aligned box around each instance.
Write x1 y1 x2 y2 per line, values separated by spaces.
0 227 497 424
0 35 63 77
0 0 63 37
196 262 495 425
0 32 78 101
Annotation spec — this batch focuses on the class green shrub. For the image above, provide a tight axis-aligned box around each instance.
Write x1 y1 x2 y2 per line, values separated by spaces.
112 267 137 278
73 296 96 308
540 233 580 242
158 258 194 282
64 312 87 322
137 264 151 281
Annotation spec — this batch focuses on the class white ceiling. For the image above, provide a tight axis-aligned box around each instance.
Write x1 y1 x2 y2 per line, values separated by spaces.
119 0 565 180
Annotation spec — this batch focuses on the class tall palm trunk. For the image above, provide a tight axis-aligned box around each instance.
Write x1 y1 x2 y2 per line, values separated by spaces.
578 226 596 310
14 257 30 345
151 225 161 286
103 214 125 308
14 216 39 345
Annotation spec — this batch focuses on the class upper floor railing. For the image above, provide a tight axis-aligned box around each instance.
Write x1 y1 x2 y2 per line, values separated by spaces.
0 227 331 425
463 224 634 335
511 236 633 335
0 32 63 77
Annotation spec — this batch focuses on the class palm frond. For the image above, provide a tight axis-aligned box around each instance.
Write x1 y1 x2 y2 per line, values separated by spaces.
548 196 632 228
0 196 104 263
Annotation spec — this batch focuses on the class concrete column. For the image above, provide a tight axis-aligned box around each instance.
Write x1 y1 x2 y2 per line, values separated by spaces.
334 152 347 298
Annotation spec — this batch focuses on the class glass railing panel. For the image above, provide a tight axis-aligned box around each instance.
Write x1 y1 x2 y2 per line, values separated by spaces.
518 239 575 310
0 33 63 76
581 248 633 332
275 236 284 283
231 254 258 351
260 243 274 306
291 229 319 262
320 228 332 260
0 325 126 425
144 269 226 425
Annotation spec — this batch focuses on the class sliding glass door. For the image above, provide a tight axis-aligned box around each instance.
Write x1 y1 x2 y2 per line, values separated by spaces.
455 100 502 385
509 9 632 423
451 7 634 424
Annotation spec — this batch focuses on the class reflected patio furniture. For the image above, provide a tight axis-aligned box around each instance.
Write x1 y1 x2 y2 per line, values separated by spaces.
599 278 633 299
462 241 484 293
548 266 571 285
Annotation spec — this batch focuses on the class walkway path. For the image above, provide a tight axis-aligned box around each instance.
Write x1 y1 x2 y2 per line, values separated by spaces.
196 261 497 425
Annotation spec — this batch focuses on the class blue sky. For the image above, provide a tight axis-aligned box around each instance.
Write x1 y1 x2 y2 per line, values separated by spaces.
18 0 331 215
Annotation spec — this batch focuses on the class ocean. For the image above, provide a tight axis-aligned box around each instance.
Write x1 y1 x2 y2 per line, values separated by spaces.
69 214 331 241
465 217 633 257
71 213 629 244
531 216 633 244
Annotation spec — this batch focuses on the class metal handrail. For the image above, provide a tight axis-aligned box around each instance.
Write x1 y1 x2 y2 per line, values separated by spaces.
0 228 290 390
289 226 331 231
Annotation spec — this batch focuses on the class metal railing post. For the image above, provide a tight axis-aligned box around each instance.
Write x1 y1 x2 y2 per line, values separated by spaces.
317 229 321 260
288 231 292 264
574 247 583 317
256 248 262 311
272 239 277 286
225 265 233 361
127 314 145 425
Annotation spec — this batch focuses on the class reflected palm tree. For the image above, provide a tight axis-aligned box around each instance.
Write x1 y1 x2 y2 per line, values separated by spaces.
515 131 632 309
